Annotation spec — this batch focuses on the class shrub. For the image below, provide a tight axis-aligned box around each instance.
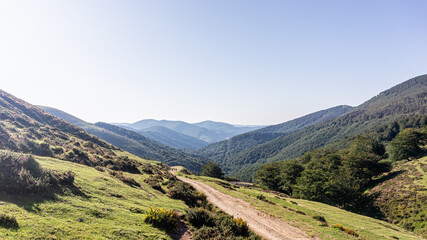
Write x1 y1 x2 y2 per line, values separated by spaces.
186 208 215 228
144 207 178 231
66 150 75 159
50 146 64 154
144 175 164 192
129 207 144 214
105 156 141 174
224 176 239 182
313 215 328 226
193 226 222 239
256 194 266 201
180 168 193 175
332 224 359 237
0 214 19 229
215 215 250 237
168 182 208 207
53 170 75 185
0 153 55 194
110 171 140 188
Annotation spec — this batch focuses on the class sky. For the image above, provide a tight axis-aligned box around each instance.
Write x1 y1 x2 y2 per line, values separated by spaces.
0 0 426 125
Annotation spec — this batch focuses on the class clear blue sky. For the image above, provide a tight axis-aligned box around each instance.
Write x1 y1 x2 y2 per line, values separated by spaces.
1 0 426 125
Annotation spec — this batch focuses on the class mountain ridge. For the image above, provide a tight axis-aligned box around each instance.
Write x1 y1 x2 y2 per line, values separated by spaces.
39 106 207 172
195 105 354 168
115 119 263 144
225 74 427 180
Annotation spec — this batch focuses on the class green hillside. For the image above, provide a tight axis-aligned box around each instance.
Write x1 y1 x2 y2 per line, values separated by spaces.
0 90 263 239
176 172 423 240
0 90 196 239
139 126 208 149
0 151 187 239
196 105 353 174
39 106 207 173
368 155 427 237
223 74 427 181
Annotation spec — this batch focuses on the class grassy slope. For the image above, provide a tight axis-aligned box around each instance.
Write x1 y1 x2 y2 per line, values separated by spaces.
0 152 186 240
177 172 423 240
368 155 427 237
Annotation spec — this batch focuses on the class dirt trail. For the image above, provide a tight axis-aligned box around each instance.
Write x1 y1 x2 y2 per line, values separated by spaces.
178 176 311 240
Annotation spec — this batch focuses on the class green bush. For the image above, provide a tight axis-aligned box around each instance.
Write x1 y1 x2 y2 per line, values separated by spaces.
168 182 208 208
110 171 140 188
256 194 266 201
144 175 164 192
0 153 54 194
0 214 19 229
215 215 250 237
313 215 328 226
186 208 215 228
53 170 75 185
144 207 178 231
104 156 141 174
50 146 64 154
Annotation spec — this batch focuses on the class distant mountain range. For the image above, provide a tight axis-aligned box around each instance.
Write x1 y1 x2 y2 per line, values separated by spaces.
112 119 264 148
39 106 207 172
139 126 209 149
196 74 427 181
194 105 353 174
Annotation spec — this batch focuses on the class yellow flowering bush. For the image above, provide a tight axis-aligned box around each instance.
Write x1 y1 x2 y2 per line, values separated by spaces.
144 207 179 230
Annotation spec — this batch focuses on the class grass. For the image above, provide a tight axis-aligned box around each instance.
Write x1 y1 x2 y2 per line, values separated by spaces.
0 153 187 239
179 173 424 240
368 156 427 237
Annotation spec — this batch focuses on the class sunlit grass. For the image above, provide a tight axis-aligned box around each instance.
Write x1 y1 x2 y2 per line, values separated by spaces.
0 154 186 239
182 174 423 240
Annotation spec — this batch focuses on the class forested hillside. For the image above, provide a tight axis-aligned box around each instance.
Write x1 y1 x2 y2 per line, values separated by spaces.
255 120 427 237
196 105 353 174
138 126 208 149
225 75 427 181
116 119 262 143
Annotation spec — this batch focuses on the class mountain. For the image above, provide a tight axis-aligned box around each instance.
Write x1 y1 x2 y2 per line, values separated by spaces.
39 106 206 172
114 119 263 143
195 105 353 169
0 90 207 239
138 126 208 149
219 74 427 181
95 122 207 172
0 91 119 166
193 120 262 135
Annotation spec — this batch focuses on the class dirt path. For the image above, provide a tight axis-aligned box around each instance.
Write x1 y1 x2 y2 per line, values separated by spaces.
178 176 311 240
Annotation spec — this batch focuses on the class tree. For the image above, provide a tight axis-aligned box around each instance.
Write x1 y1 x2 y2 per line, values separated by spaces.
201 162 224 179
255 160 303 194
389 128 425 161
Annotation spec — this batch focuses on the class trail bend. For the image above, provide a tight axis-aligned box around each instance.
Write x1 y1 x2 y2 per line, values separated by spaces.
178 176 311 240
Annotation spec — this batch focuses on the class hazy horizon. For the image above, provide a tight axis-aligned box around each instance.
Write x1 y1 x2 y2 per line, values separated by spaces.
1 1 426 125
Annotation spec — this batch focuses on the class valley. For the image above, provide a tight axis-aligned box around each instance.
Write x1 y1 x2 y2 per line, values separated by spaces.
0 74 426 240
